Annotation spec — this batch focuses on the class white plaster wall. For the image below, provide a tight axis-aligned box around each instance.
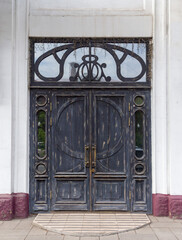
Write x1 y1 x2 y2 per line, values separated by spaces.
0 0 13 194
30 0 152 15
29 0 153 37
30 0 145 10
11 0 29 193
168 0 182 195
29 15 152 38
152 0 168 194
1 0 182 197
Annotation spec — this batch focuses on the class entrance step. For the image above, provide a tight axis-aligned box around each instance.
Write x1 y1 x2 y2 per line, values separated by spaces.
33 212 150 237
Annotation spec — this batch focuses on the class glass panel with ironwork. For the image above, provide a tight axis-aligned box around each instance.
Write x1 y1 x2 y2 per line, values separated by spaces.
31 39 151 86
36 110 46 159
135 110 144 159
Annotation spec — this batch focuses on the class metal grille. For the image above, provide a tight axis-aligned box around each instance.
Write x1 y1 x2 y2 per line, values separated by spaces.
30 38 152 87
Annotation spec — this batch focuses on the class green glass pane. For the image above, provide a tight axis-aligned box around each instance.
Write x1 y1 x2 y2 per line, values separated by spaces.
135 110 144 158
37 110 46 158
134 96 144 106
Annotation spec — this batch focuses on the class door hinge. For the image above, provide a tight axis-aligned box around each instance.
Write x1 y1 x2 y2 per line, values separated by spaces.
50 190 52 200
129 191 131 200
50 102 52 112
128 103 131 112
50 117 52 127
128 117 131 127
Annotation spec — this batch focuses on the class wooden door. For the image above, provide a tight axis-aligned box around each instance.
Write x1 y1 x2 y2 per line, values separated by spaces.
50 90 130 211
51 91 90 210
29 89 151 213
91 91 130 210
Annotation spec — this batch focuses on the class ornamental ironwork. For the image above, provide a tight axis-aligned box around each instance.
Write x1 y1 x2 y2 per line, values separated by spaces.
30 39 151 86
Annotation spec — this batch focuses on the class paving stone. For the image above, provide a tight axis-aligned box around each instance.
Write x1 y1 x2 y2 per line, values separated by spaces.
173 235 182 240
46 231 63 236
26 236 64 240
174 219 182 223
119 230 136 234
45 236 64 240
0 229 30 236
25 236 47 240
118 232 136 239
100 234 119 240
135 226 153 234
156 217 175 222
170 227 182 234
28 226 47 235
0 219 21 229
63 236 79 240
0 237 25 240
148 215 158 222
14 219 33 230
119 233 158 240
150 222 182 228
169 227 182 240
81 237 99 240
152 227 178 240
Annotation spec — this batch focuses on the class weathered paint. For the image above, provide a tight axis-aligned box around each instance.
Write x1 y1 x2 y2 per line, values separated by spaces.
30 89 152 213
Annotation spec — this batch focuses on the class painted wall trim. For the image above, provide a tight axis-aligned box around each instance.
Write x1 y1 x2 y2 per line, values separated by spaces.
29 15 153 37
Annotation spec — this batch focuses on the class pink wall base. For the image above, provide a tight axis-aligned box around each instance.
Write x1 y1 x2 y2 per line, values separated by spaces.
0 193 29 220
0 194 13 220
169 195 182 219
1 192 182 220
153 194 182 219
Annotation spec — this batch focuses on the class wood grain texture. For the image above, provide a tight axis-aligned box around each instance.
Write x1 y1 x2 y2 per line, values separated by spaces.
29 89 151 213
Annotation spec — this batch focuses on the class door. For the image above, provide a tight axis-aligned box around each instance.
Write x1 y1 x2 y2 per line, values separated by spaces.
29 89 151 213
29 38 152 213
51 91 89 210
91 92 129 210
51 90 130 211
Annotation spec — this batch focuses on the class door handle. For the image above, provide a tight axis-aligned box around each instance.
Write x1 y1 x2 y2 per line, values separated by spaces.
85 145 89 167
92 145 96 168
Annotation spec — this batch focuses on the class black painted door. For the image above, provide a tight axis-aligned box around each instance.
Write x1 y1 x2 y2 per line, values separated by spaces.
91 92 129 210
30 89 151 213
51 91 90 210
50 90 130 211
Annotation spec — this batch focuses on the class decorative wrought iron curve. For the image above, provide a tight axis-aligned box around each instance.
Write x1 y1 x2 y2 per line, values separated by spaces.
34 42 147 83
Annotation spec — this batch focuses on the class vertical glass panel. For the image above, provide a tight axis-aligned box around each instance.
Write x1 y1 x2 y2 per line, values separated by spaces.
37 110 46 158
135 110 144 158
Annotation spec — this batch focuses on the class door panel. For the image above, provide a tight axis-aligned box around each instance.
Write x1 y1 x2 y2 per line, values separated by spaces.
51 92 89 210
95 97 125 173
92 93 129 210
131 91 151 212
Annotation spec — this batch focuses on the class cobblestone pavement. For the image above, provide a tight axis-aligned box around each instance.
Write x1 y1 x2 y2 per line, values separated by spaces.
0 215 182 240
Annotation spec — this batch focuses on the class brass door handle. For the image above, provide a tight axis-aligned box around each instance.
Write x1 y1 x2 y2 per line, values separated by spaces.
92 145 96 168
85 145 89 167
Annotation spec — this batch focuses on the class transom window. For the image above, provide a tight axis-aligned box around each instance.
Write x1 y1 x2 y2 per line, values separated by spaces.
30 38 151 87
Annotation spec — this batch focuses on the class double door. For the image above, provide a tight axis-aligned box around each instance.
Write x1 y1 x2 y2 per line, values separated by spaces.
30 89 151 213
